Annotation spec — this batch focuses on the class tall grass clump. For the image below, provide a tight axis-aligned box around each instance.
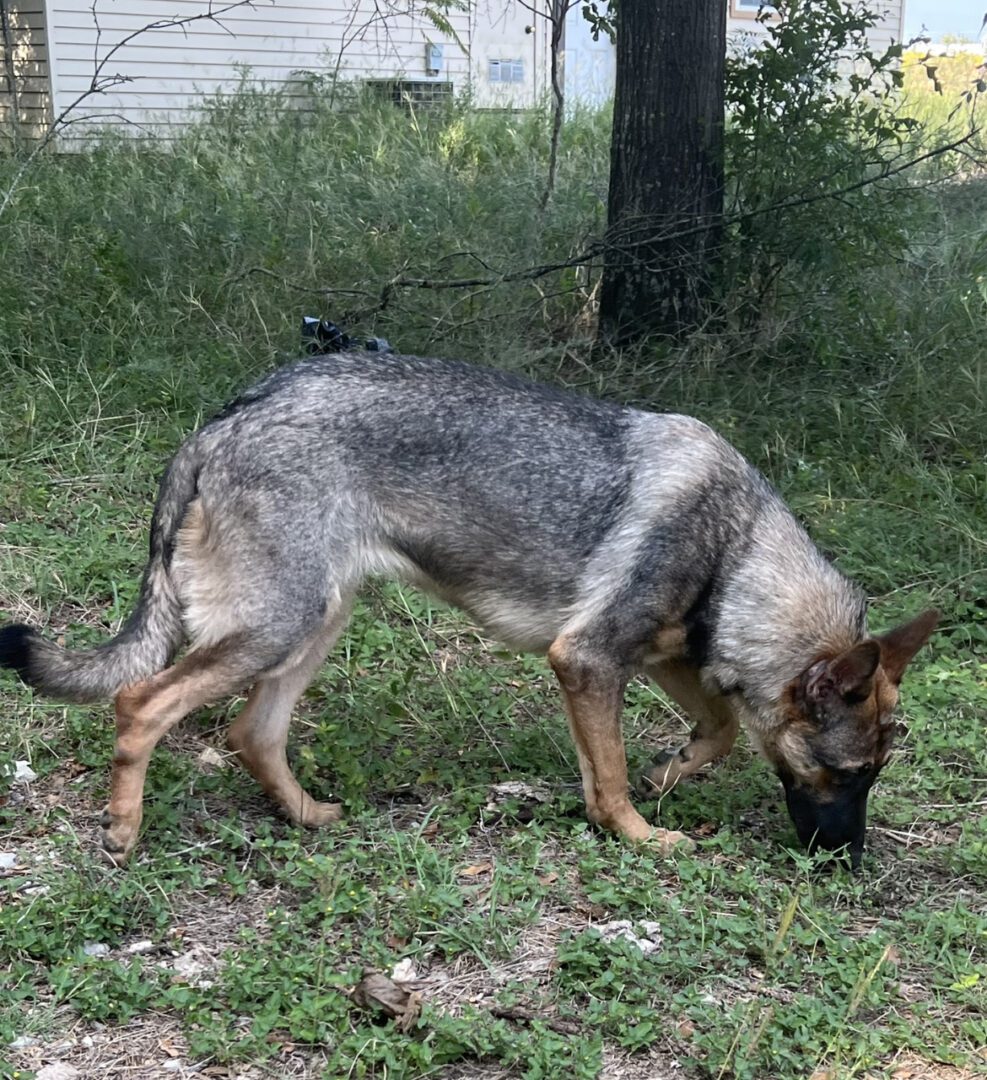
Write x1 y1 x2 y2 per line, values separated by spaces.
0 87 610 459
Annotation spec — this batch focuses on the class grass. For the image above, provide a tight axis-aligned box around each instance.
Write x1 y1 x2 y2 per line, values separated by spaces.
0 82 985 1080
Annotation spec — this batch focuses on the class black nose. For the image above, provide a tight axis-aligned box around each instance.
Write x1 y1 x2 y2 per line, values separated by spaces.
784 780 868 870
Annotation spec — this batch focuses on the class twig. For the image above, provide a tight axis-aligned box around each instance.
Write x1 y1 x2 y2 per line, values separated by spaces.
225 266 376 299
535 0 578 211
488 1005 582 1036
0 0 25 152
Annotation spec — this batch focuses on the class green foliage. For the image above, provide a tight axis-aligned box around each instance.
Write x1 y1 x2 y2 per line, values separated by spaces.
723 0 983 322
900 48 987 134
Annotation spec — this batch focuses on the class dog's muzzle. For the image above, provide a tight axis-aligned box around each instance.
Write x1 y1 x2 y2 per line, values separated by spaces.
782 777 869 870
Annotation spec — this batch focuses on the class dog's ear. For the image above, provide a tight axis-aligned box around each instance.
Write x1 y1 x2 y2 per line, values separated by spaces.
806 641 881 705
877 608 939 685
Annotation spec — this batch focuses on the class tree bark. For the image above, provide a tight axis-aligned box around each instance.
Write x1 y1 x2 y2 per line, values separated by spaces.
597 0 726 347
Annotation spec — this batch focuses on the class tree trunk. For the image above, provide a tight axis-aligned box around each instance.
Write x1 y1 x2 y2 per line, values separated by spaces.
597 0 726 347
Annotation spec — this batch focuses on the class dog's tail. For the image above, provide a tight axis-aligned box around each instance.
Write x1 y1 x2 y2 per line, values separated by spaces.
0 441 200 703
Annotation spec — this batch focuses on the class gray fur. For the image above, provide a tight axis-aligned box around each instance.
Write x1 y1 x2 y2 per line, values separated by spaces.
3 351 866 739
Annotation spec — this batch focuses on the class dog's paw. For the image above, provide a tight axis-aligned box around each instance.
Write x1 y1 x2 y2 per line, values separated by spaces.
301 800 344 828
649 827 695 855
602 810 693 854
284 797 344 829
99 806 140 867
637 751 685 798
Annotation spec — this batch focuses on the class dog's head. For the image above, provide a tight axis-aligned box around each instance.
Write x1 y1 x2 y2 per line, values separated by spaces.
763 609 938 869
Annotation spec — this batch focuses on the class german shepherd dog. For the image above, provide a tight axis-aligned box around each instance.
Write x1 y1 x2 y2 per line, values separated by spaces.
0 354 937 868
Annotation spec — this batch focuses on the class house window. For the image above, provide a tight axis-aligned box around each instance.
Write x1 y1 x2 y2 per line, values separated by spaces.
364 80 454 108
488 59 525 84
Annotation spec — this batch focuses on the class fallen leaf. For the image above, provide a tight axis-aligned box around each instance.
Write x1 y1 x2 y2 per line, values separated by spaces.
486 780 551 805
489 1004 581 1036
574 900 608 920
36 1066 80 1080
169 947 212 984
352 970 422 1033
596 919 663 955
197 746 228 770
537 871 559 886
158 1036 181 1058
677 1019 696 1039
459 861 493 877
13 760 37 784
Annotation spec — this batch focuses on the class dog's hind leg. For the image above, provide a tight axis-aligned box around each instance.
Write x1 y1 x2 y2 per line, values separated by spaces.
103 634 281 866
548 637 692 854
226 599 353 828
639 660 739 797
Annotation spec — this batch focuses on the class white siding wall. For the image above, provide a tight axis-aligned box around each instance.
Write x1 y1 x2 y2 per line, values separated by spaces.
47 0 472 134
41 0 909 136
860 0 905 52
561 3 614 109
470 0 548 108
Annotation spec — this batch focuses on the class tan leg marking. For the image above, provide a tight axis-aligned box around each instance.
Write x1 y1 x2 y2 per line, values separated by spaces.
548 638 692 855
227 614 349 828
104 641 253 866
641 660 739 796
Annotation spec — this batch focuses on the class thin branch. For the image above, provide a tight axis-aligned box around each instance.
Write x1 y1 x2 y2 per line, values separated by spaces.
540 0 572 210
335 130 980 311
604 129 979 254
0 0 26 152
225 266 377 299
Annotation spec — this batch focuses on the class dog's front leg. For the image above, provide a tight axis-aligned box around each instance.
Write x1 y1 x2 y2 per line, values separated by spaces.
639 660 739 796
548 637 692 854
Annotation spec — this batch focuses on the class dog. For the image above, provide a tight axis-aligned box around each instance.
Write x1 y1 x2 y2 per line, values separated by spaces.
0 353 937 867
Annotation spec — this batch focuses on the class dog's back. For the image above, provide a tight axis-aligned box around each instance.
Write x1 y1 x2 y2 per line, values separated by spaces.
182 353 778 655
